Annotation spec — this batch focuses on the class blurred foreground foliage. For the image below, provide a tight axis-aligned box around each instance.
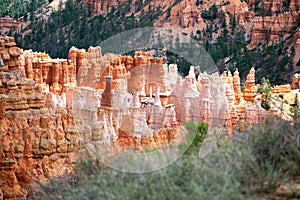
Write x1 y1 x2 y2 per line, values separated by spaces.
31 118 300 200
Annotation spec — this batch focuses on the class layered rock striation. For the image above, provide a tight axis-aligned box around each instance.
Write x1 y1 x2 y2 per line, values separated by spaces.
0 16 20 33
0 108 83 199
243 67 257 103
1 37 299 198
292 73 300 89
22 50 76 95
0 36 23 72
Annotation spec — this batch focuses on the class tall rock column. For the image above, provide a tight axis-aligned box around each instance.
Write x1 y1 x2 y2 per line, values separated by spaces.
0 96 5 119
0 36 22 72
50 62 62 94
291 73 300 89
230 106 239 128
233 69 243 105
149 86 165 130
243 67 257 103
101 76 113 107
225 71 235 112
68 46 86 74
24 53 34 79
198 77 211 123
163 104 177 128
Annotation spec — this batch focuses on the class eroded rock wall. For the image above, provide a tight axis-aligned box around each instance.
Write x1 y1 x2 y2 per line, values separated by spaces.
0 37 299 199
0 108 84 199
22 50 76 95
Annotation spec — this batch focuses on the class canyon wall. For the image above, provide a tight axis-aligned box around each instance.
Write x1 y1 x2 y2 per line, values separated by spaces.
0 16 20 34
0 37 100 199
0 107 86 199
0 35 299 198
81 0 299 51
22 50 77 95
249 12 299 47
83 0 118 16
0 77 102 199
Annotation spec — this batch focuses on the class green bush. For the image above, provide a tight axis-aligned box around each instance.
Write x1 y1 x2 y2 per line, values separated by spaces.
201 4 218 20
257 77 272 110
31 118 300 199
184 121 208 145
231 117 300 195
289 93 300 121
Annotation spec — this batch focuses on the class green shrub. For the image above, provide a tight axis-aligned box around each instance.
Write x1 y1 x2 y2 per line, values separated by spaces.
185 121 208 145
230 117 300 194
31 117 300 199
289 93 300 121
183 122 208 155
257 77 272 110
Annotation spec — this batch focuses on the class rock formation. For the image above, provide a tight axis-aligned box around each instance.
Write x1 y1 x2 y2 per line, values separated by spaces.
0 38 87 199
167 67 230 129
69 46 118 89
0 16 20 33
1 37 300 198
0 95 6 119
115 127 179 151
0 108 83 199
243 67 257 102
292 73 300 89
224 71 236 112
0 72 44 110
83 0 118 16
244 100 267 125
22 50 76 95
0 36 23 72
101 76 113 107
249 4 299 47
176 3 202 28
96 51 165 95
233 69 244 105
163 104 177 128
271 84 292 95
294 29 300 73
0 117 28 199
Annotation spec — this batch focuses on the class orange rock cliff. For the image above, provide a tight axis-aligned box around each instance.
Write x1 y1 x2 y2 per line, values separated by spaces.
0 35 299 199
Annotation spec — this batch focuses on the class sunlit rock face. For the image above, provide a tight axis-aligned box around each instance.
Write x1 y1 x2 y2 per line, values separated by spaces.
0 36 23 73
168 67 229 129
243 67 257 103
69 46 119 89
271 85 292 95
44 92 66 109
128 51 165 95
0 39 92 199
95 51 165 96
248 0 299 47
197 73 229 128
0 108 83 199
166 66 287 132
72 87 101 123
164 63 179 91
20 50 77 95
0 72 44 110
232 69 243 105
292 73 300 90
1 37 299 198
83 0 118 16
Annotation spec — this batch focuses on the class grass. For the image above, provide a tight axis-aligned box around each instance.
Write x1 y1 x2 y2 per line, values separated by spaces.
30 118 300 200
